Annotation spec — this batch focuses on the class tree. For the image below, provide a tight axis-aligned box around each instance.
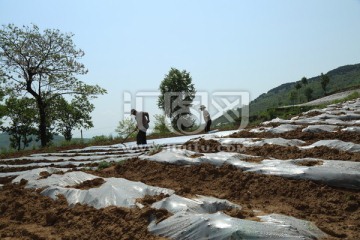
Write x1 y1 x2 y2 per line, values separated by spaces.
289 90 297 106
1 97 37 150
304 87 314 102
0 24 106 147
301 77 308 85
53 96 95 141
320 73 330 96
158 68 196 132
0 90 5 127
115 117 137 139
294 82 302 103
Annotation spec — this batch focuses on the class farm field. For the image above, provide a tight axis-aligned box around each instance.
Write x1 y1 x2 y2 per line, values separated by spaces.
1 99 360 239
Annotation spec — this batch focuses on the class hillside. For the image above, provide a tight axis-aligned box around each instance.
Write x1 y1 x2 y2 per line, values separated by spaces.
250 63 360 115
214 63 360 126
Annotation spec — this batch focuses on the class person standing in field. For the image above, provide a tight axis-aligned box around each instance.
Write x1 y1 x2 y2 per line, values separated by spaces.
200 105 212 133
131 109 150 145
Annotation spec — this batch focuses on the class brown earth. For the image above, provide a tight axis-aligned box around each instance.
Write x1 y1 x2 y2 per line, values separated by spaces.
92 158 360 240
1 122 359 239
229 128 360 144
183 139 360 161
0 184 167 240
0 153 359 239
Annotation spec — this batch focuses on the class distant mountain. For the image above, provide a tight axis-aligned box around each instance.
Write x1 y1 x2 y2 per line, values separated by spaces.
214 63 360 125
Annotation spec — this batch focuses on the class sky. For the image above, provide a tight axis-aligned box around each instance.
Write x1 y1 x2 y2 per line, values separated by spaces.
1 0 360 138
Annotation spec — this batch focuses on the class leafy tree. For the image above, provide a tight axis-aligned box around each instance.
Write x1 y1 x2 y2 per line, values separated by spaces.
289 90 297 106
301 77 308 85
304 87 314 102
53 96 95 141
0 24 106 147
1 97 37 150
320 73 330 95
158 68 196 132
153 114 171 134
294 82 302 103
115 117 137 139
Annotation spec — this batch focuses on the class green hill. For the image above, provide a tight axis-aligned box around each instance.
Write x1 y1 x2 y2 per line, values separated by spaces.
214 63 360 126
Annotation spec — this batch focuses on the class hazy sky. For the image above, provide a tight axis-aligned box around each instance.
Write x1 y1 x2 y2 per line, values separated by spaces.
1 0 360 137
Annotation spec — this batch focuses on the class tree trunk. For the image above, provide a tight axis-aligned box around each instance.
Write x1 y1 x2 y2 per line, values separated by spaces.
26 74 49 147
38 101 48 147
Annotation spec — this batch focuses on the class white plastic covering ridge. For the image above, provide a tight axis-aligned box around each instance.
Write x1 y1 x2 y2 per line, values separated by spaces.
301 140 360 153
148 211 327 240
302 125 338 133
41 177 175 209
152 194 241 214
143 150 360 189
267 124 301 134
12 168 98 189
341 126 360 133
12 169 175 209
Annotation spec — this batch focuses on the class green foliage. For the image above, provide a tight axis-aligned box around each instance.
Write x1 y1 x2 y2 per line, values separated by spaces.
53 95 95 141
153 114 171 134
301 77 308 85
147 143 162 156
304 87 314 102
90 135 117 145
289 90 297 106
158 68 196 131
320 73 330 95
97 161 112 170
115 117 137 138
0 89 5 127
0 24 106 147
248 63 360 117
1 97 38 150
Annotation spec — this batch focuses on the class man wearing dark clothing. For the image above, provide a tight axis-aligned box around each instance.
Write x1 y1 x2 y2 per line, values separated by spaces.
131 109 150 145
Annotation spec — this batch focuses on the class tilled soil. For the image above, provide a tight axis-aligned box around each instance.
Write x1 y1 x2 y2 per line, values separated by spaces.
1 126 360 239
0 183 168 240
0 155 359 239
183 138 360 161
229 128 360 144
92 158 360 240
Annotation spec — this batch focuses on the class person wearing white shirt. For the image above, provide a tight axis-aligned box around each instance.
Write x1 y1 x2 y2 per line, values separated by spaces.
200 105 212 133
131 109 150 144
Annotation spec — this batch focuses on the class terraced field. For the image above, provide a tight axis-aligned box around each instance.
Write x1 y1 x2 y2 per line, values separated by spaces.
1 99 360 239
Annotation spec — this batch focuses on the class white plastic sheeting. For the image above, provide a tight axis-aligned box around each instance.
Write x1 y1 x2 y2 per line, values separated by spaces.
152 194 241 214
341 126 360 133
148 211 327 240
66 130 239 153
301 125 338 133
12 168 96 189
141 148 255 166
267 124 301 134
142 150 360 189
200 137 306 147
150 194 327 239
301 140 360 153
12 169 174 209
